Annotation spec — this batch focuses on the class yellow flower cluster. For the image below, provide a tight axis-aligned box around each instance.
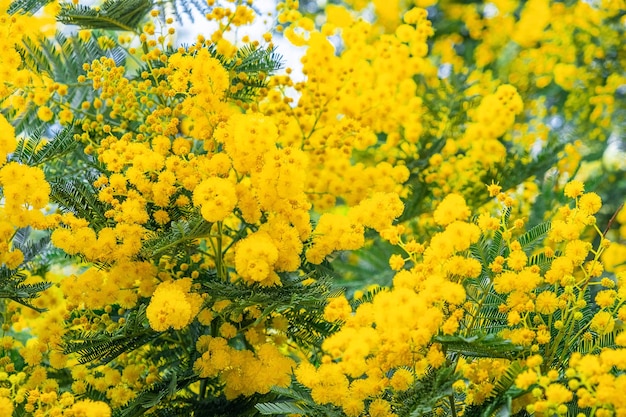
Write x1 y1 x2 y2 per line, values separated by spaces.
146 279 203 331
457 358 511 406
0 114 16 163
489 183 616 355
0 3 58 119
0 162 51 229
1 0 624 415
0 87 56 281
262 7 424 210
515 345 626 416
423 84 524 197
306 192 404 264
194 336 294 399
51 215 146 263
438 0 624 146
295 195 482 415
0 269 117 416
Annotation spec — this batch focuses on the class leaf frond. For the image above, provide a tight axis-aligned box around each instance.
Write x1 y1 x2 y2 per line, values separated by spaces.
7 0 54 15
517 221 551 253
434 333 523 359
63 306 157 365
0 267 52 312
50 175 111 230
57 0 153 31
10 125 77 166
394 363 458 417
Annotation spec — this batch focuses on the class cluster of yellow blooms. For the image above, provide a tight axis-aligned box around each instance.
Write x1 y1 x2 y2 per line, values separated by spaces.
0 0 625 415
194 336 295 399
297 182 626 416
295 194 475 416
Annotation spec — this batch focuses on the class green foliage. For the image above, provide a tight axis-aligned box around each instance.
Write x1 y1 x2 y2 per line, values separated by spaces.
394 363 457 417
57 0 153 31
0 268 52 313
63 306 158 365
219 44 283 103
434 333 524 360
332 236 397 297
19 30 126 85
256 381 344 417
200 271 341 350
256 401 309 416
7 0 54 15
116 370 199 417
0 228 52 311
11 31 126 135
140 214 213 260
517 221 551 253
488 206 512 262
11 227 50 270
50 174 111 231
10 125 77 166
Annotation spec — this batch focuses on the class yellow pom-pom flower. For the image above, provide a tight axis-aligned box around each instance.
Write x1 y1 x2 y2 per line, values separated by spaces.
434 193 471 226
192 177 237 223
70 399 111 417
234 231 281 286
146 280 200 332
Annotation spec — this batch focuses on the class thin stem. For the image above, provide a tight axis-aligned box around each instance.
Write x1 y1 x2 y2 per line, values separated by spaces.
603 202 624 237
215 222 225 280
449 394 457 417
198 379 207 401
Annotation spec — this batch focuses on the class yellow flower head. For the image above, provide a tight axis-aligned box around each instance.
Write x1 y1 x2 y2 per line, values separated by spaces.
0 114 17 164
234 231 280 286
589 311 615 335
70 400 111 417
434 194 471 226
0 396 13 414
146 280 200 331
578 192 602 215
192 177 238 223
564 180 584 199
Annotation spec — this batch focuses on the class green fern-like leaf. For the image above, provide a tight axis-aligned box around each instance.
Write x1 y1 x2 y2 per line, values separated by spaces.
527 252 554 274
434 333 523 359
117 370 199 417
11 31 125 135
10 125 77 166
63 306 157 365
331 237 397 296
255 401 308 416
225 44 283 102
517 221 551 253
0 267 52 312
394 363 457 417
200 271 341 352
63 329 156 364
50 175 111 230
488 213 511 263
57 0 153 31
256 382 344 417
349 285 386 309
7 0 54 14
140 213 212 260
10 227 51 269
